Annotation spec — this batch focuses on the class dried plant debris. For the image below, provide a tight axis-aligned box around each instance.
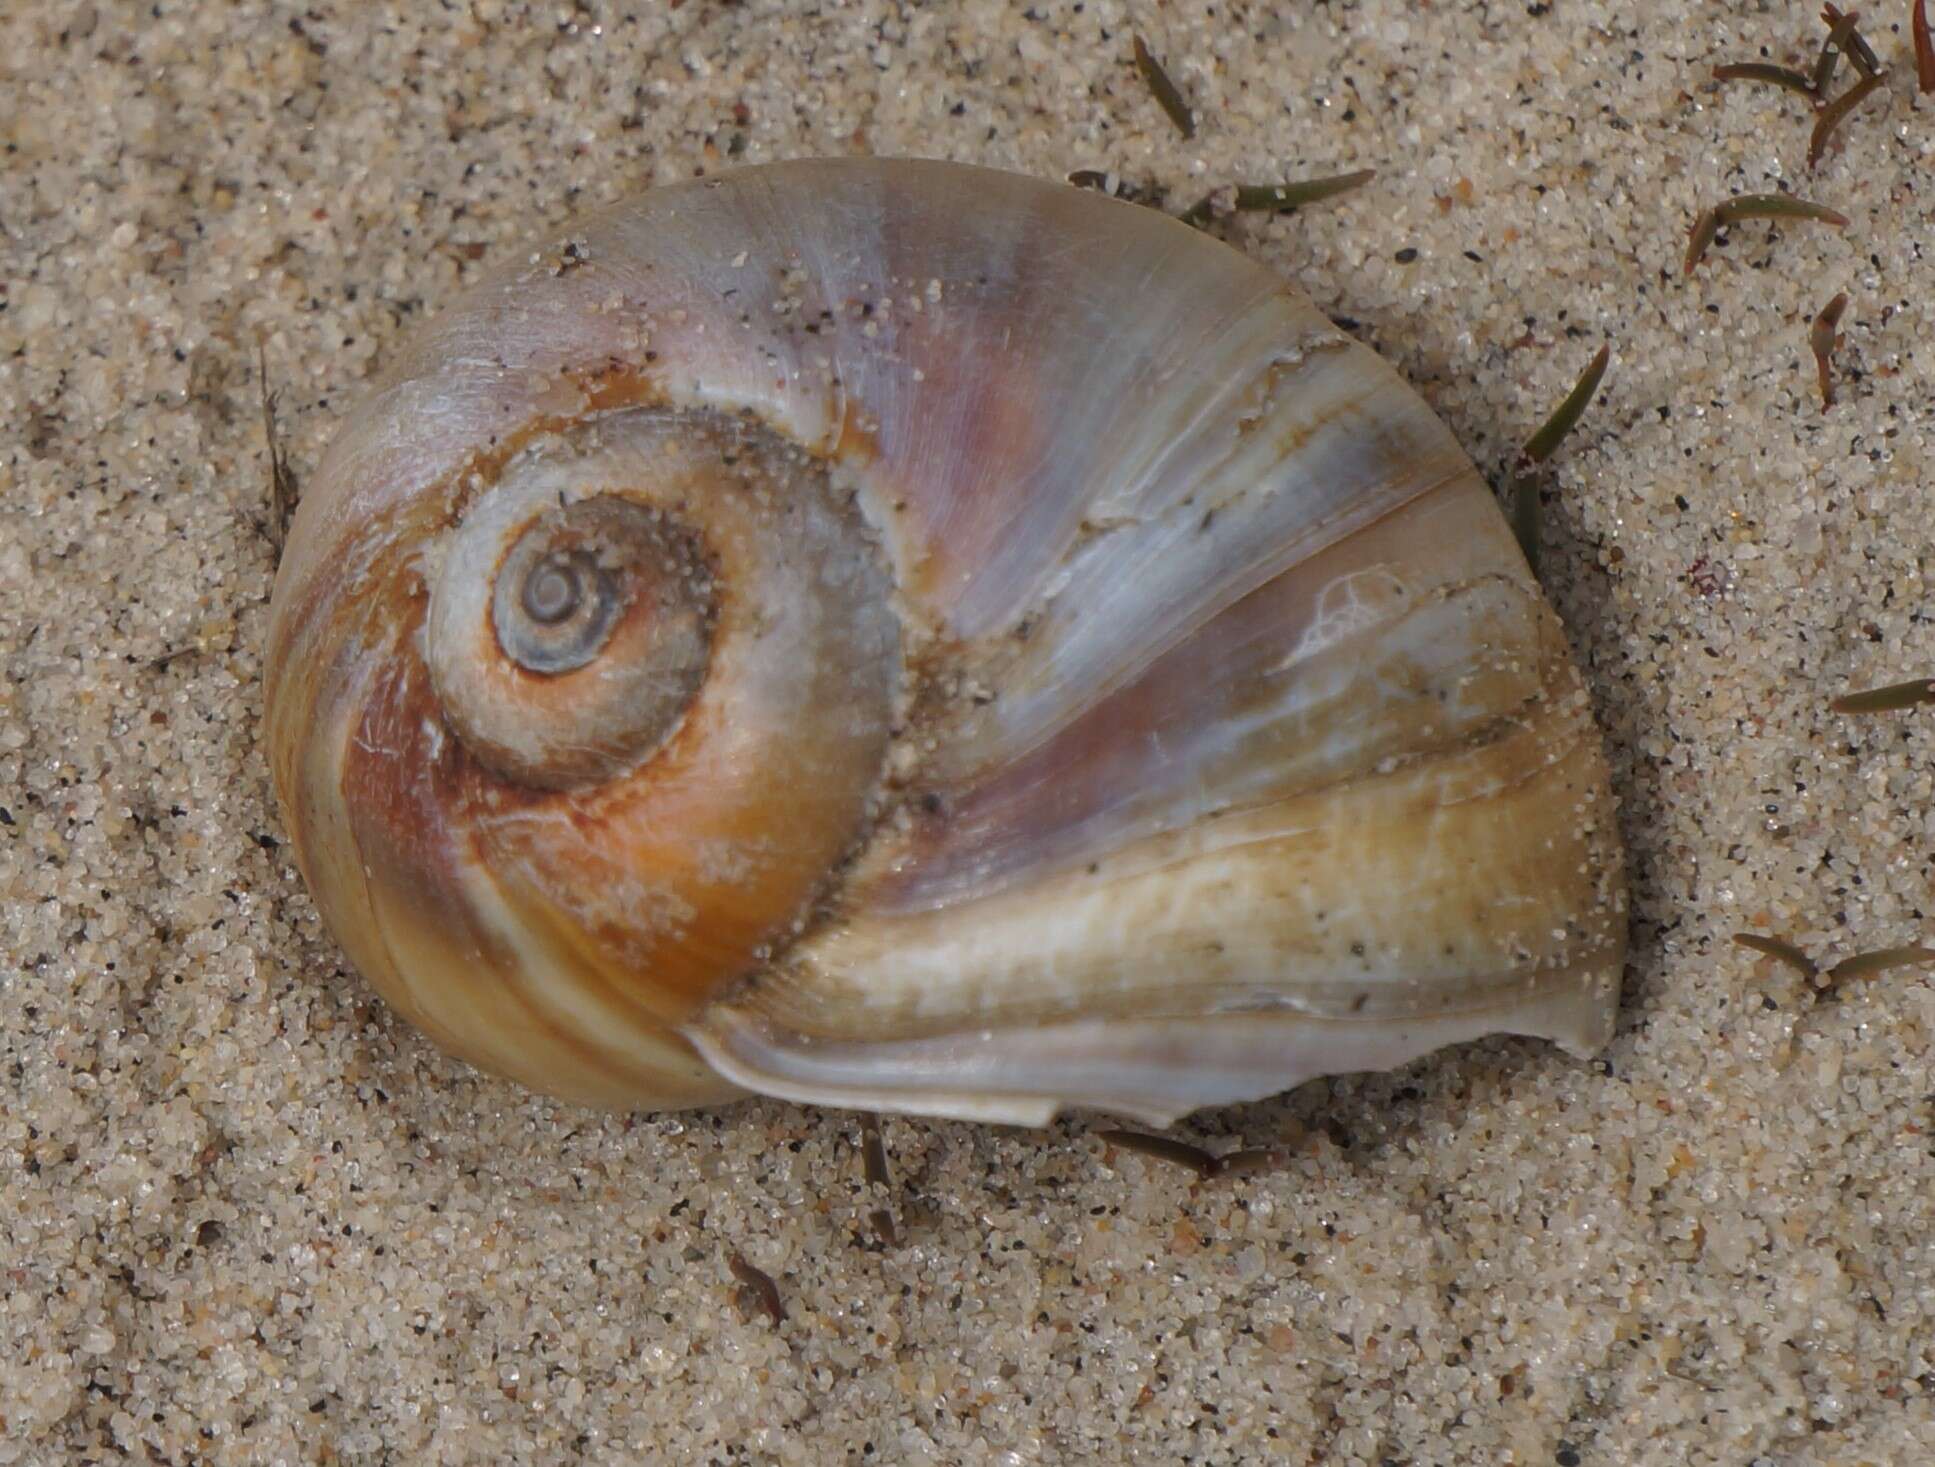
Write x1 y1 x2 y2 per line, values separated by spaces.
1064 169 1168 210
1814 6 1859 92
1824 946 1935 986
1210 1146 1289 1180
148 643 204 673
257 343 300 558
1098 1129 1219 1177
1684 193 1848 275
1917 0 1935 93
1518 344 1612 469
1096 1130 1287 1183
1133 35 1196 139
1810 291 1850 406
1733 931 1935 993
726 1251 786 1326
859 1113 898 1248
1829 675 1935 712
1732 931 1821 980
1508 343 1611 577
1711 61 1820 99
1711 9 1887 172
1181 170 1376 226
1809 67 1886 165
1508 481 1541 578
1819 4 1881 80
1712 5 1875 102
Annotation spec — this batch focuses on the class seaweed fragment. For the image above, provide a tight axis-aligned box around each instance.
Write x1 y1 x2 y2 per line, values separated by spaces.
1518 344 1612 468
1823 945 1935 987
1917 0 1935 93
1180 170 1375 226
1210 1147 1288 1180
1732 931 1821 980
1097 1130 1287 1182
1814 6 1858 92
1133 35 1195 138
1065 170 1168 210
1829 676 1935 712
1820 4 1881 78
727 1251 786 1326
1809 67 1886 165
1684 193 1848 274
1809 291 1850 406
1711 62 1820 99
1508 344 1611 576
257 342 299 560
1099 1129 1219 1178
1684 210 1722 277
1224 172 1376 213
859 1113 898 1248
148 643 204 673
1733 929 1935 994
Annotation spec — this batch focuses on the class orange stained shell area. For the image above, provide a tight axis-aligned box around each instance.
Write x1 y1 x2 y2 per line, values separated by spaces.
329 615 884 1104
315 407 902 1102
457 679 876 1025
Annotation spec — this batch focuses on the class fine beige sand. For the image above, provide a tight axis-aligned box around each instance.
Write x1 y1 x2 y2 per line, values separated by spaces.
5 2 1934 1462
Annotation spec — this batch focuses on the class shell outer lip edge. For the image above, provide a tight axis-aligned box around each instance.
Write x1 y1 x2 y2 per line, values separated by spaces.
683 965 1620 1128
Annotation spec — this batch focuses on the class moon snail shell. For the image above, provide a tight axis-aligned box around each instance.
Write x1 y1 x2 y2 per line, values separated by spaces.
264 158 1627 1127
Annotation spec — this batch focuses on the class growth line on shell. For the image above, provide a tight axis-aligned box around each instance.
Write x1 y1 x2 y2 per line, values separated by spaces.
1510 343 1611 578
1810 292 1850 407
1684 194 1848 275
1133 35 1196 138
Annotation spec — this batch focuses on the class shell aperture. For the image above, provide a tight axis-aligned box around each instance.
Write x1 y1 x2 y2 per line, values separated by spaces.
264 158 1627 1125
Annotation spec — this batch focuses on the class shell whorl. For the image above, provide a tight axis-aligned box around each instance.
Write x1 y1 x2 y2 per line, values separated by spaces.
264 158 1627 1121
425 480 718 790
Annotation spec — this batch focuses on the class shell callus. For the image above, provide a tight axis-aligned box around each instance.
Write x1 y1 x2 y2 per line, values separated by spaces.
265 159 1626 1123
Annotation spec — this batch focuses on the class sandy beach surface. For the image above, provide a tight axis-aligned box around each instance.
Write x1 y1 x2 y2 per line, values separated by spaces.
4 1 1934 1462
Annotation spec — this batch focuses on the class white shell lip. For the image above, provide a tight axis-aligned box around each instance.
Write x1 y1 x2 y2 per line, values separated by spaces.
693 664 1627 1128
687 968 1619 1129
